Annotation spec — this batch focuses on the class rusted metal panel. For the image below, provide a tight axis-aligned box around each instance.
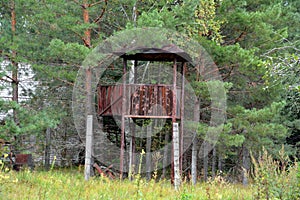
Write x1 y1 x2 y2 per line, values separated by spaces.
15 154 30 164
14 154 34 171
97 84 181 118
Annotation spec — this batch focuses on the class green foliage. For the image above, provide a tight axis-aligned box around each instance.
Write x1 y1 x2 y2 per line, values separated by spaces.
228 102 290 156
137 8 178 28
0 100 61 139
219 123 245 147
47 39 90 65
215 0 299 110
251 146 300 200
218 0 287 49
282 88 300 157
133 0 223 42
0 155 18 191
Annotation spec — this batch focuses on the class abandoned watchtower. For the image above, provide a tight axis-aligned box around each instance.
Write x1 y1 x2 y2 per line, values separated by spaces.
96 44 190 182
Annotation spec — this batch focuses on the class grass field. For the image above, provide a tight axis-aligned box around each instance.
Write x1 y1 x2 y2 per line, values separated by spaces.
0 169 253 200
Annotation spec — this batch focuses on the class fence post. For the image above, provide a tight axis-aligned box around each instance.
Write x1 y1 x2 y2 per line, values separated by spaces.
85 115 93 181
173 122 181 190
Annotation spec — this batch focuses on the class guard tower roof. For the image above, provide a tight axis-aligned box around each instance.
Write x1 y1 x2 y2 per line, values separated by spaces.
113 44 191 62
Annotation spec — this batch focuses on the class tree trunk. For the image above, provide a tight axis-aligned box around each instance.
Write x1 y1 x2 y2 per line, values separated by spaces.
212 147 216 179
82 2 91 48
242 144 250 185
128 121 135 181
191 98 200 185
81 0 94 178
45 128 51 171
61 126 67 166
161 132 169 179
132 1 137 27
146 125 152 180
203 141 208 181
10 0 18 124
191 137 198 185
218 152 223 173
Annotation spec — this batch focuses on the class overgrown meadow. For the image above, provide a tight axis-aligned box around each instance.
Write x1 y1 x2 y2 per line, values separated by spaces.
1 169 253 200
1 149 299 200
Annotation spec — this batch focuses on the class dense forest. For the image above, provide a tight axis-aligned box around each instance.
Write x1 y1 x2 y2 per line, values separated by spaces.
0 0 299 185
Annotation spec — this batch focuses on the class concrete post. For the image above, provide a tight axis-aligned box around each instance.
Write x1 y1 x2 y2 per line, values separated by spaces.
85 115 93 181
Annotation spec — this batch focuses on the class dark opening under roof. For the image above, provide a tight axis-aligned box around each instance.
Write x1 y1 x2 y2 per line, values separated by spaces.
113 44 191 62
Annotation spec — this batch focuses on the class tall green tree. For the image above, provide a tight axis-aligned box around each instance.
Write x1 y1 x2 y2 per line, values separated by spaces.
0 0 61 152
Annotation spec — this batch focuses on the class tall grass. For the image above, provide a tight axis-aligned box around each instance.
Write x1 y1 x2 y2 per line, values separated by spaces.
1 168 253 200
2 146 299 199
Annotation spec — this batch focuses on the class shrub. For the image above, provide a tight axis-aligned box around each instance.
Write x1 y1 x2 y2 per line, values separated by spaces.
251 146 299 200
